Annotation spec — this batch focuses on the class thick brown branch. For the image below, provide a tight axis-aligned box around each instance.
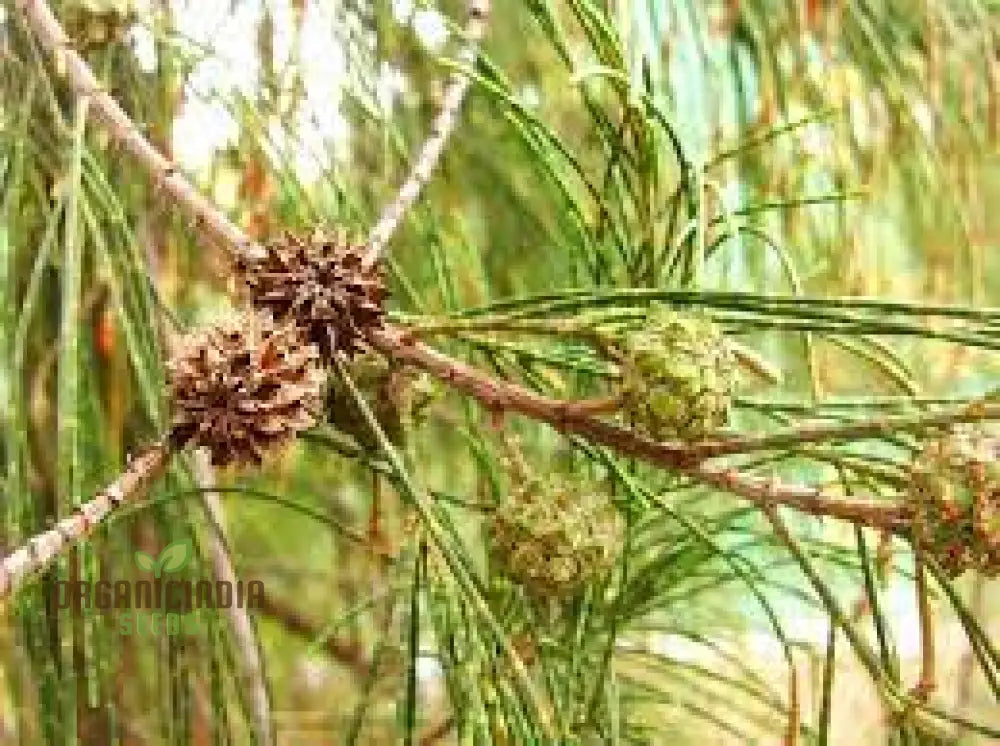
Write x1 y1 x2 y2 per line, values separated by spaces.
0 441 172 600
369 327 913 533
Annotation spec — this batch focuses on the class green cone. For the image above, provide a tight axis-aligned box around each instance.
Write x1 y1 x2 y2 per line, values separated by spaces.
619 307 737 441
489 478 621 599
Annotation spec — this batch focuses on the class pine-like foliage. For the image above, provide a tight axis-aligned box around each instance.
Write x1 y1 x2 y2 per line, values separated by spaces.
1 1 999 745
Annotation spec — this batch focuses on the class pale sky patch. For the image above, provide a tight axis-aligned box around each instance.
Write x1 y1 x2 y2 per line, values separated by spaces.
412 8 449 52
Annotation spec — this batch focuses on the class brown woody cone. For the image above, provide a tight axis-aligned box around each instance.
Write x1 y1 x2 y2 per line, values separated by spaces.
167 314 323 467
236 229 387 363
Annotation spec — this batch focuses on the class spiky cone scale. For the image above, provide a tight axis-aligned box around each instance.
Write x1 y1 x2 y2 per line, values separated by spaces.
617 307 738 441
909 426 1000 577
488 478 622 600
235 229 387 364
167 315 323 467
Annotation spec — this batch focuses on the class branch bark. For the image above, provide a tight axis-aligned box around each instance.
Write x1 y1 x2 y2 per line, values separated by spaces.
364 0 492 265
0 441 172 599
369 327 913 532
13 0 263 259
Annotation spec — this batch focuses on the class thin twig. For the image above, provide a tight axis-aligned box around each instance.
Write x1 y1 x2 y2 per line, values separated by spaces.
13 0 263 259
363 0 491 265
193 453 274 746
785 666 800 746
912 549 936 701
687 402 1000 458
689 464 909 531
0 441 173 600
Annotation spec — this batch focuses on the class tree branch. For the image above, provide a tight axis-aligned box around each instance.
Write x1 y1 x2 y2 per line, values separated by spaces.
368 327 913 533
912 548 936 701
13 0 264 259
687 403 1000 458
0 441 172 599
364 0 491 265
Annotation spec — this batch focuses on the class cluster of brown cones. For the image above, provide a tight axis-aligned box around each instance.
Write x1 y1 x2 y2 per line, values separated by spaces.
167 230 387 467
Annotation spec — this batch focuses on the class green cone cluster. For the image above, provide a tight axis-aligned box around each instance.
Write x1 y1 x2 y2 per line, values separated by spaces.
489 478 621 598
618 307 737 441
909 426 999 578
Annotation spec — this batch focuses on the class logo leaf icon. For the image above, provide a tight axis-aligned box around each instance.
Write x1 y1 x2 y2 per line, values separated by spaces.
134 551 156 573
157 540 192 575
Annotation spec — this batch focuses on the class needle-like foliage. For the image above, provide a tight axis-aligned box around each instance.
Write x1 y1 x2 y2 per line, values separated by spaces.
1 1 999 744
